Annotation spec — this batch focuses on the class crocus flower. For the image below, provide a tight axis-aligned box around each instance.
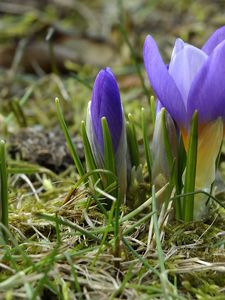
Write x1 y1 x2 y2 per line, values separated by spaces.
86 67 127 196
143 26 225 219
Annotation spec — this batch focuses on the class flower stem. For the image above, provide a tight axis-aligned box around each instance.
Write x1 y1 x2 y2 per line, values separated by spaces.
0 140 8 237
183 111 198 221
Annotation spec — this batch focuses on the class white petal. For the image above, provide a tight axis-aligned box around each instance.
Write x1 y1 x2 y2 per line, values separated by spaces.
152 109 177 188
171 38 185 60
169 44 208 108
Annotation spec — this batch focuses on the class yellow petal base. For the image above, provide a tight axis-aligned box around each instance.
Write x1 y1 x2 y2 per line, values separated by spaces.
183 118 223 220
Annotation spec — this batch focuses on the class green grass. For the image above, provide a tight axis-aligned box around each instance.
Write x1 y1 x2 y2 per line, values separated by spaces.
0 62 225 300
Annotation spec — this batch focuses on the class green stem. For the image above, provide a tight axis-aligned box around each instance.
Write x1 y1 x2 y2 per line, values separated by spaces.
126 113 140 167
161 108 180 217
141 108 152 180
0 141 8 232
183 111 198 222
55 98 85 177
152 185 170 300
101 117 116 188
81 121 101 187
150 96 156 126
46 27 58 74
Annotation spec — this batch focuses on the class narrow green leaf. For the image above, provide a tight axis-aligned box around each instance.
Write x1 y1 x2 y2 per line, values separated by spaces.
150 96 156 126
6 86 34 124
10 99 27 127
171 189 225 210
161 108 174 170
101 117 116 179
64 253 83 298
122 236 160 276
114 188 121 261
123 211 155 235
46 27 59 74
183 111 198 222
90 192 109 217
81 121 102 187
126 113 140 167
91 200 116 267
55 98 85 177
141 107 152 180
152 185 171 300
176 135 186 218
161 108 181 217
73 169 117 191
152 186 165 273
0 140 8 232
36 213 100 242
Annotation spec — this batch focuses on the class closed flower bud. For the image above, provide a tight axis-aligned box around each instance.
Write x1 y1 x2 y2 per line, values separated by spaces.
86 67 127 196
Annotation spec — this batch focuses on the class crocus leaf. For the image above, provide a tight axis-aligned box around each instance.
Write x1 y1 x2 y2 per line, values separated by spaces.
126 113 140 168
81 120 102 188
55 98 85 177
150 96 156 125
183 111 198 222
0 140 8 234
141 107 152 180
101 117 116 185
114 117 127 199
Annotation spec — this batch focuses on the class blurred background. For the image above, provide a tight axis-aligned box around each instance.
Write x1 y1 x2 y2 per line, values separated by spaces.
0 0 224 72
0 0 224 170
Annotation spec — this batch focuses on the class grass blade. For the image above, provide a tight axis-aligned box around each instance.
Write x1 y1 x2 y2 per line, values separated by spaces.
152 185 171 300
150 96 156 126
126 113 140 168
141 107 152 180
81 120 102 187
55 97 85 177
0 140 8 234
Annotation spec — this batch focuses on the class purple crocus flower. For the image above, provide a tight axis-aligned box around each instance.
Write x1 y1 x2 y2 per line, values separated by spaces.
143 26 225 130
86 67 127 195
90 68 123 154
143 26 225 219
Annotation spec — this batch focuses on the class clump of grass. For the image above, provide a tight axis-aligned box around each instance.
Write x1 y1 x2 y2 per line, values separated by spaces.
0 68 224 299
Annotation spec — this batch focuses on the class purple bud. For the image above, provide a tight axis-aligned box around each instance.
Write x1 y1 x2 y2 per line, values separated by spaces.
87 68 127 197
90 67 123 154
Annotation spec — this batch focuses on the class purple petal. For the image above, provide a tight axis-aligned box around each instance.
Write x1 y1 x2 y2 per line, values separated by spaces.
169 44 207 109
171 38 185 60
202 25 225 55
156 99 163 114
90 68 123 153
187 40 225 123
143 35 186 127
